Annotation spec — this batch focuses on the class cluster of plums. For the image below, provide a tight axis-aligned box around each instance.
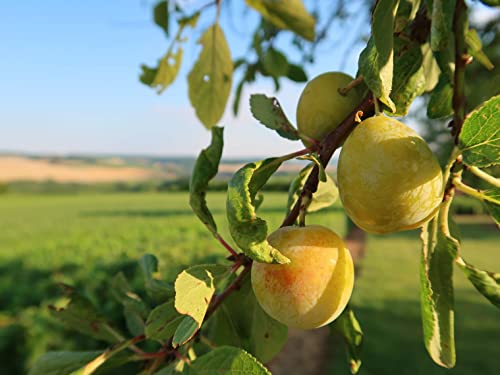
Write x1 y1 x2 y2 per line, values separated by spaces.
251 72 444 330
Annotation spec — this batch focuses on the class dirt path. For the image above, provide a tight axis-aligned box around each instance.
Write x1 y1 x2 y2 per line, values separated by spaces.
267 227 366 375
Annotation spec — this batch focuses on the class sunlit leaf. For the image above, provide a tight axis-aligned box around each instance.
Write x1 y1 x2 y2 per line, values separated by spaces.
421 43 440 92
71 337 137 375
249 94 299 140
370 0 400 112
465 28 494 71
456 257 500 309
188 24 233 128
420 218 456 368
175 265 228 326
331 306 363 374
227 158 293 264
358 38 396 112
189 346 271 375
189 127 224 235
458 95 500 167
245 0 315 41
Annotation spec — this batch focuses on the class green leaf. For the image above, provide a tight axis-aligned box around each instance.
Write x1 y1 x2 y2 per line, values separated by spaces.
226 158 292 264
245 0 315 41
427 74 454 119
178 12 200 29
190 127 224 235
389 39 426 116
188 24 233 129
172 316 199 347
479 0 500 6
153 1 169 36
430 0 456 51
189 346 271 375
458 95 500 167
419 218 456 368
71 337 137 375
110 272 149 336
331 306 363 374
153 361 185 375
139 254 174 303
28 351 101 375
286 63 308 82
139 65 158 86
287 163 338 215
150 48 184 94
394 0 421 32
421 43 440 92
371 0 400 112
483 187 500 226
297 154 326 182
358 38 396 113
433 34 455 82
465 28 494 71
207 274 288 363
262 48 289 77
49 287 118 343
173 264 229 344
456 257 500 309
145 300 183 341
249 94 300 140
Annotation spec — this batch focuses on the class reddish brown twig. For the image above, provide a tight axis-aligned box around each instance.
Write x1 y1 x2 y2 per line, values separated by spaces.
281 93 375 227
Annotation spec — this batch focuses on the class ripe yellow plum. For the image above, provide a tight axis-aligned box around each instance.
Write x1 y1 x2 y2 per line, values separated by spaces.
338 116 443 234
297 72 361 145
251 225 354 330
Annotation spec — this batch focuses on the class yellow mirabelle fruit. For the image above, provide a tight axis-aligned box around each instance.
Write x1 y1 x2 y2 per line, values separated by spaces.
297 72 361 145
251 225 354 330
338 116 443 234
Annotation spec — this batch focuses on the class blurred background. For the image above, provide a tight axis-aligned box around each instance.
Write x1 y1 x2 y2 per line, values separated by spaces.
0 1 499 374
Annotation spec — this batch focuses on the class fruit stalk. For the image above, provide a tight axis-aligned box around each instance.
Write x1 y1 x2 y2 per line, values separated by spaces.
281 93 375 227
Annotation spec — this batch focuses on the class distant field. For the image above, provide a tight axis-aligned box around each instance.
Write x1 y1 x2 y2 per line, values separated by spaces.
0 155 332 184
0 192 498 374
0 156 165 182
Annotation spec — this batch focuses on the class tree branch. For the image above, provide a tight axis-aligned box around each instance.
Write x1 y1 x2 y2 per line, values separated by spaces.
204 263 251 320
452 0 468 142
281 93 375 227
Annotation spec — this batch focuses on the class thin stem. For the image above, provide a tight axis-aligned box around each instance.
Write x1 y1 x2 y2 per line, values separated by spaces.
373 97 381 115
103 325 145 355
205 264 251 320
453 178 497 204
215 0 222 22
468 166 500 188
215 233 238 257
338 75 364 95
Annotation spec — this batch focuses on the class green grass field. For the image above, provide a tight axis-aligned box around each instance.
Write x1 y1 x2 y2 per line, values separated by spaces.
0 192 498 374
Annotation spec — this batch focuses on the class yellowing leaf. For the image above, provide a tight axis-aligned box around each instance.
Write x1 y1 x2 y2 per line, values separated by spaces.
188 24 233 129
246 0 315 41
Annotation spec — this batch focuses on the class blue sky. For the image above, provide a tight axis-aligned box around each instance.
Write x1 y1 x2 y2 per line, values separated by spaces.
0 1 494 158
0 0 371 158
